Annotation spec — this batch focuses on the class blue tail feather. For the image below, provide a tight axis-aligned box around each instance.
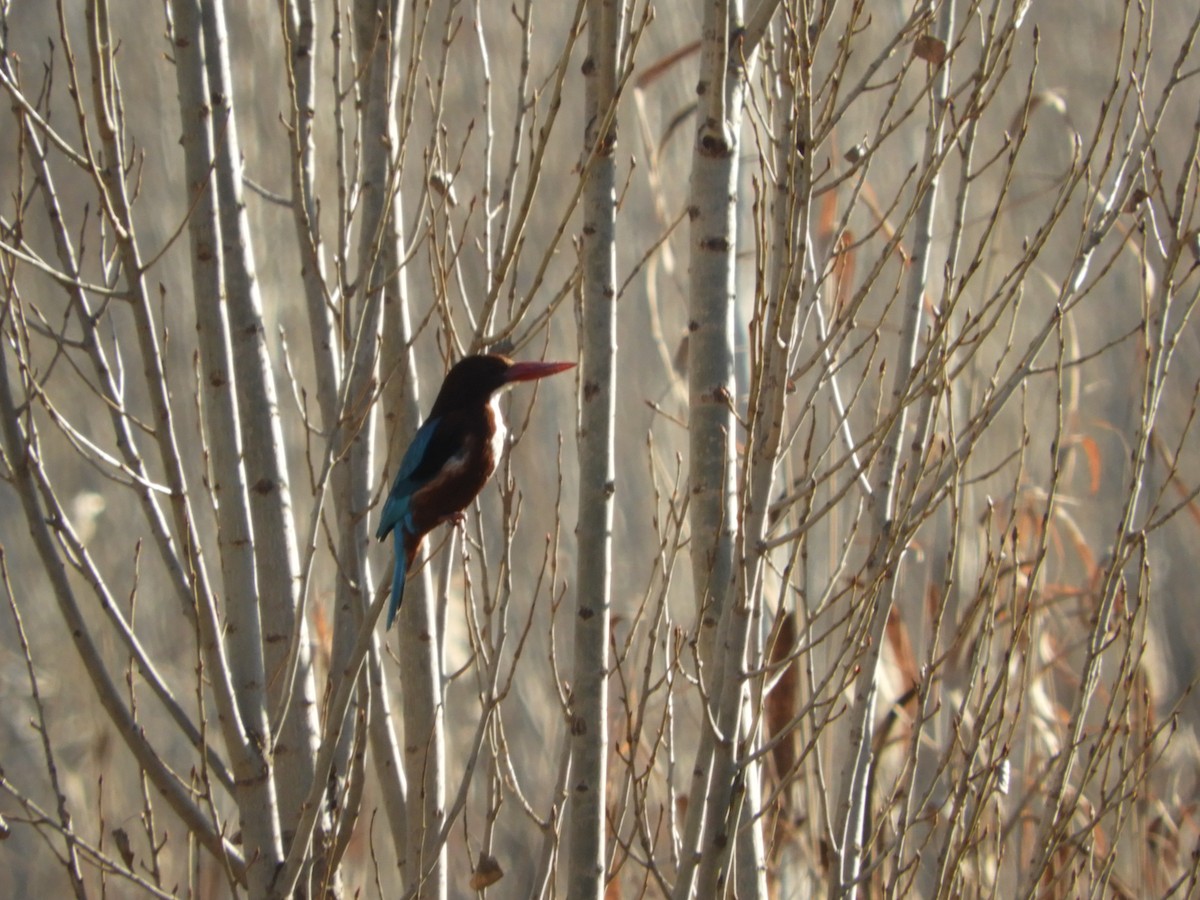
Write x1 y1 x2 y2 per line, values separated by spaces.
386 528 408 629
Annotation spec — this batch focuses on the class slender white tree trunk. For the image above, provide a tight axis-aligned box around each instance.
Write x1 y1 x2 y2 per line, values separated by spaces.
675 1 763 896
568 0 622 894
831 3 955 896
165 1 288 889
349 2 445 891
197 2 325 864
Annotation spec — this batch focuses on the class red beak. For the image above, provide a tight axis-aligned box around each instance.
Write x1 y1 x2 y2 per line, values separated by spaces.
503 360 576 383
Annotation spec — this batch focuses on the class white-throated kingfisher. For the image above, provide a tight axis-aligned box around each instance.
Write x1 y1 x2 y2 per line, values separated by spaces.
376 353 575 628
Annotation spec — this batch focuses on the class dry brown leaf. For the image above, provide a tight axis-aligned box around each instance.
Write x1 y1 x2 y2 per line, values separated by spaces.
1073 434 1103 495
843 139 869 164
1123 187 1149 214
832 231 856 315
112 827 135 868
925 581 942 625
913 34 947 65
885 606 919 694
817 189 838 248
469 853 504 891
765 612 800 781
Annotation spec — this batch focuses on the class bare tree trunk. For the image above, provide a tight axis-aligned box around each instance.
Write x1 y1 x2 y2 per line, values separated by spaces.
685 0 741 677
321 0 394 862
90 0 291 889
197 2 325 868
348 1 445 893
282 0 341 425
567 0 621 894
831 3 955 895
166 0 288 890
375 222 420 873
675 0 761 895
718 28 815 900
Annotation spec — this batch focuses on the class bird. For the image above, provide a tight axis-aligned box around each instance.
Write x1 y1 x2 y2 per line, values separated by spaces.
376 353 575 628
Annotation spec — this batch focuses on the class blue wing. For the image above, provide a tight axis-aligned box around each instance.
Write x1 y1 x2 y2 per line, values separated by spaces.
377 412 466 627
376 414 442 542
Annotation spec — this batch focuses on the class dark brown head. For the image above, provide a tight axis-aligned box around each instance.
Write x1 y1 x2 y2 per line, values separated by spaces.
429 354 575 417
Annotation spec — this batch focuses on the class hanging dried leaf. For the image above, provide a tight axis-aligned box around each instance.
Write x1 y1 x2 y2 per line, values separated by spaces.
429 170 458 207
832 231 857 315
913 34 947 65
843 139 869 164
817 189 838 248
885 606 919 694
765 612 800 781
112 827 135 868
1123 187 1149 214
469 853 504 890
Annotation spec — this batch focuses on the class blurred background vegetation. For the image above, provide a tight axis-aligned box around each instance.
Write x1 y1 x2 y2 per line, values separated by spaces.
3 0 1200 896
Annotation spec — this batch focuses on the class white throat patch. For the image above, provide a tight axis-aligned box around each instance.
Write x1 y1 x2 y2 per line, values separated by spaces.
489 394 508 464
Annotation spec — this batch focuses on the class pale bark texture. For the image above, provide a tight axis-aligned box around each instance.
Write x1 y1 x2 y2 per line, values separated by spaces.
349 2 446 893
674 1 765 896
168 0 287 888
831 2 957 894
198 2 325 863
568 0 621 895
